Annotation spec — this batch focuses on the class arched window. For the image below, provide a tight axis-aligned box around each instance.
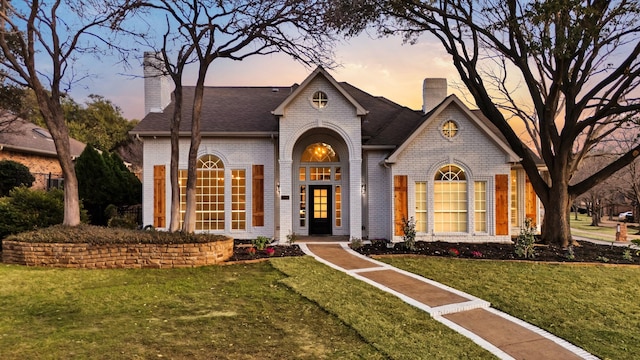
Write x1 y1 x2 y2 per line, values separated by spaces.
179 155 225 231
434 164 467 232
301 143 339 162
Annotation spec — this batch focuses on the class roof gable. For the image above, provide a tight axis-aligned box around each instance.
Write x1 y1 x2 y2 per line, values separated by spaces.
386 95 521 163
0 113 86 158
272 66 368 117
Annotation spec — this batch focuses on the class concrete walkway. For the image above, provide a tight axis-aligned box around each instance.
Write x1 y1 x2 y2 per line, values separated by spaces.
298 242 599 360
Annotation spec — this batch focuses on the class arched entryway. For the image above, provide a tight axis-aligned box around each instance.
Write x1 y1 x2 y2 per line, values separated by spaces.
292 132 349 236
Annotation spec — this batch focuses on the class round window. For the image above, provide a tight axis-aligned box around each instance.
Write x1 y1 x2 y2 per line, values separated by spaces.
311 91 328 109
442 120 459 138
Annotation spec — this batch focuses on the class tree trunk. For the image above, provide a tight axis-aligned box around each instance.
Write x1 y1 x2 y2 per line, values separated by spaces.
168 88 183 232
540 184 574 248
36 95 81 226
182 71 206 233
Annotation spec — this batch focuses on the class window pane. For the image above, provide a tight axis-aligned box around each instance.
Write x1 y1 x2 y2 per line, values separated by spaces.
335 186 341 227
415 182 427 232
434 166 467 233
232 170 246 230
179 156 225 231
475 181 487 232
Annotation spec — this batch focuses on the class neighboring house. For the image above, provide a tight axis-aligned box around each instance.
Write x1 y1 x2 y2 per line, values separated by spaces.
132 59 543 242
0 114 86 190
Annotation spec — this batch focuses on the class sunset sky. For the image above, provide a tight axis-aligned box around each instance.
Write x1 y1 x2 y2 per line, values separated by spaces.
70 33 471 121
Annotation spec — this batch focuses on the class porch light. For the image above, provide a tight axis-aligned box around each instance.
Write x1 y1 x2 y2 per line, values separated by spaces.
361 183 366 195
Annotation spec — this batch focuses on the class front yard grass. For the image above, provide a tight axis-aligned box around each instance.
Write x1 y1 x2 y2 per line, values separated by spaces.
381 256 640 360
0 261 384 359
3 254 637 359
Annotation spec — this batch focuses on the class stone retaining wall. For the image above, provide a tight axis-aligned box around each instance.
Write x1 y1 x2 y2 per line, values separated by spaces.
1 238 234 269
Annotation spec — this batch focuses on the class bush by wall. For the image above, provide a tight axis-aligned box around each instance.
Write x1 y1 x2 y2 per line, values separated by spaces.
0 160 35 196
0 187 65 240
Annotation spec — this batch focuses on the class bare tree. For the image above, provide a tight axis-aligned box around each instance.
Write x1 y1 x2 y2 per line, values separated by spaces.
612 121 640 226
136 0 335 233
330 0 640 247
0 0 136 225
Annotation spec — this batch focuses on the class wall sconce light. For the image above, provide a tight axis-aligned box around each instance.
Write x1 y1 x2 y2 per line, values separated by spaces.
276 182 280 194
361 183 366 194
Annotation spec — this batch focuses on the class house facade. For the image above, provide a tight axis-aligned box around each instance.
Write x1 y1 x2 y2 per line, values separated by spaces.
133 60 541 242
0 115 86 190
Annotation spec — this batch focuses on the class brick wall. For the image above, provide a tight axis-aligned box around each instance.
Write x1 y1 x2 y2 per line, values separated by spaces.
391 103 512 243
0 151 62 190
2 237 234 269
141 137 276 239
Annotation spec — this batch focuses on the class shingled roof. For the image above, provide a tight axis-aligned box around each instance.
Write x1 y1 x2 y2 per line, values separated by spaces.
0 114 86 158
131 82 426 147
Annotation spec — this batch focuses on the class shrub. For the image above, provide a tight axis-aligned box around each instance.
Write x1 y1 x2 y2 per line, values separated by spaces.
0 187 64 239
75 145 141 225
514 218 536 259
402 217 416 250
0 160 35 196
5 224 228 245
350 237 363 250
252 236 271 250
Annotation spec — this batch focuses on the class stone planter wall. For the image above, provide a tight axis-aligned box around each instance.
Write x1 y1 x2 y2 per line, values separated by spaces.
1 238 234 269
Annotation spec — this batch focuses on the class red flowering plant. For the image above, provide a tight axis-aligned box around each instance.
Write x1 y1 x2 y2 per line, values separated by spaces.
264 247 275 256
471 250 483 258
448 248 460 256
247 247 257 256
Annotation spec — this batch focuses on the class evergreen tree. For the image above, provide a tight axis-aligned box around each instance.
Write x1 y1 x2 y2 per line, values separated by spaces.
0 160 35 196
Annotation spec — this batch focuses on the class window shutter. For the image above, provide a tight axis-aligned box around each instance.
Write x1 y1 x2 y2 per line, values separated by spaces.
252 165 264 227
495 174 509 235
394 175 408 236
153 165 166 228
525 176 537 226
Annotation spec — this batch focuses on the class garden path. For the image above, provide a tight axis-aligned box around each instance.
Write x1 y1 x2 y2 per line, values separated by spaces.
299 242 599 360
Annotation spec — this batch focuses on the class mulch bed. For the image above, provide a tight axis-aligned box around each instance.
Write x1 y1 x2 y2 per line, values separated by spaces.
226 239 305 262
227 238 640 265
355 240 640 265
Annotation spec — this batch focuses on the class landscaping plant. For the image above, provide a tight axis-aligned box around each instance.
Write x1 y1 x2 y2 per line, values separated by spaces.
402 216 416 250
514 218 536 259
252 236 271 250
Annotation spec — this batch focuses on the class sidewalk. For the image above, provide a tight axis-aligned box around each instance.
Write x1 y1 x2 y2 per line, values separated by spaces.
299 242 598 360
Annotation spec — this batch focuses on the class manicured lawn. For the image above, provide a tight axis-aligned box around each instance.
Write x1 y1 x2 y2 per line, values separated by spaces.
4 254 637 359
570 213 640 242
0 261 383 359
380 256 640 360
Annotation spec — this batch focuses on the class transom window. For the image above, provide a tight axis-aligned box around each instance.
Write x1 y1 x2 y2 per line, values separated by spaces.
442 120 459 138
435 164 466 181
312 91 328 109
301 142 339 162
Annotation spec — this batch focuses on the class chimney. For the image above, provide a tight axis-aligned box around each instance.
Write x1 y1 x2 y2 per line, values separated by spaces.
422 78 447 114
143 52 172 116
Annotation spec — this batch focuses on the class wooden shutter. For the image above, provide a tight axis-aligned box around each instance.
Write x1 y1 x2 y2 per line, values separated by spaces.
252 165 264 227
495 174 509 235
394 175 408 236
153 165 166 228
525 176 537 226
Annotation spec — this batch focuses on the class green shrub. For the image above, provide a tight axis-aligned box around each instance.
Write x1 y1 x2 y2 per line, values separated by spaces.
402 217 416 250
0 160 35 196
0 187 64 239
252 236 271 250
5 224 229 245
514 218 536 259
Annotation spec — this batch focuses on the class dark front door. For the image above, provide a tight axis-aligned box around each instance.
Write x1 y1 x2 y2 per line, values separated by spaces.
309 185 332 235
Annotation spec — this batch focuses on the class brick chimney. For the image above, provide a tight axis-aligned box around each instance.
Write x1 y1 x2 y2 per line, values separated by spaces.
143 52 172 116
422 78 447 114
